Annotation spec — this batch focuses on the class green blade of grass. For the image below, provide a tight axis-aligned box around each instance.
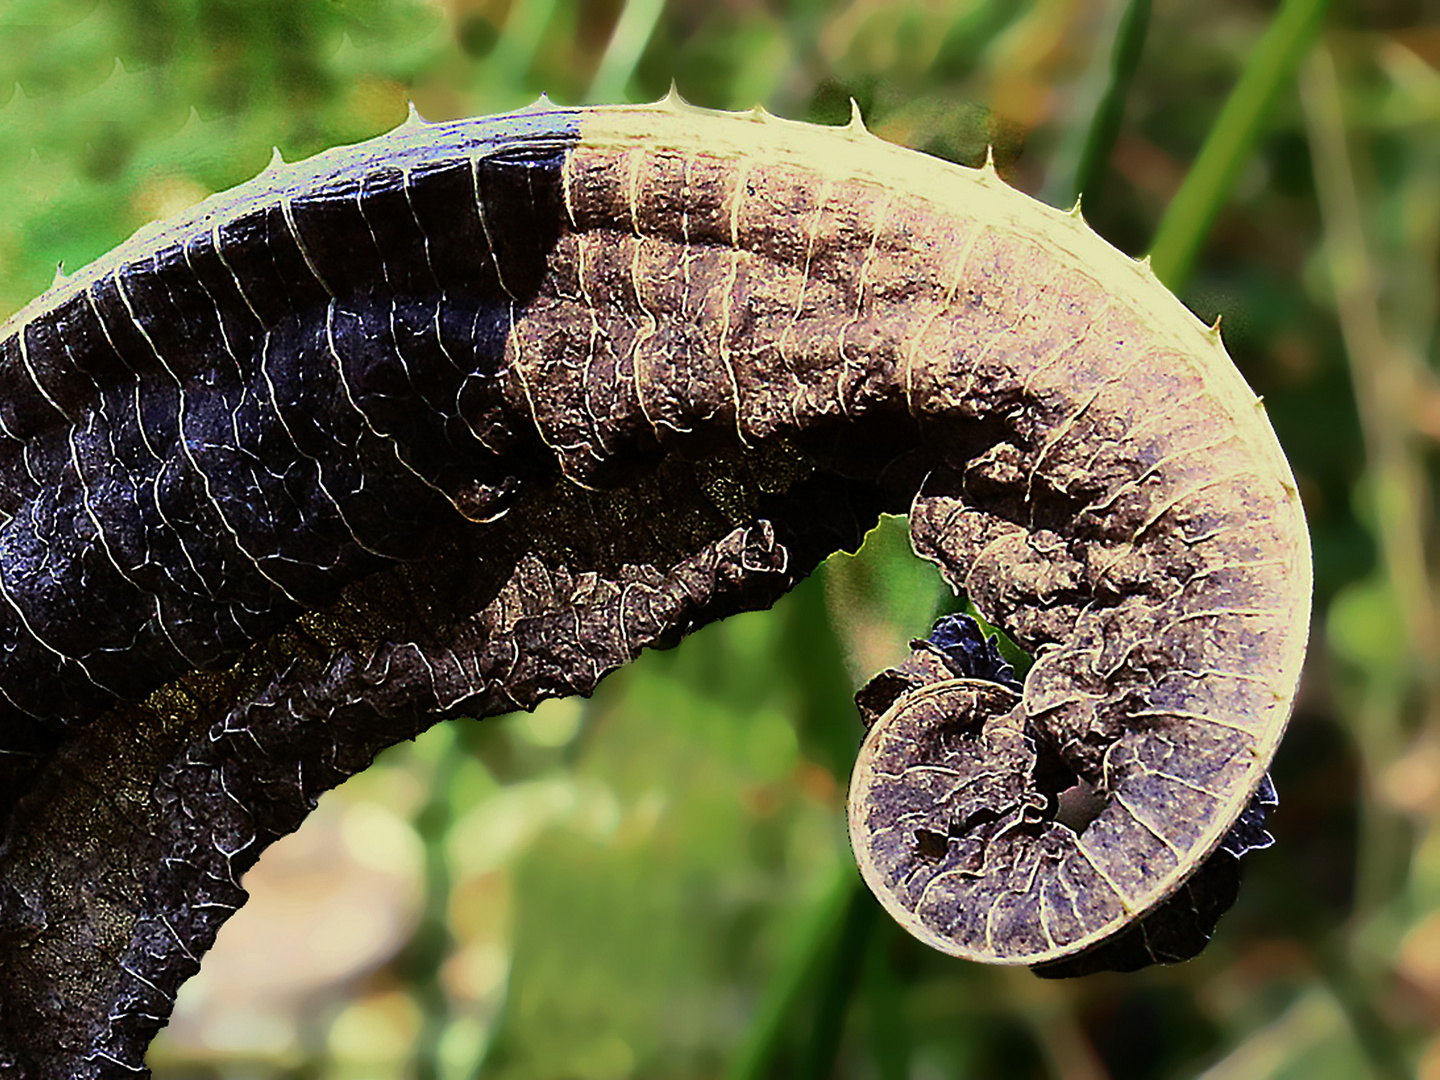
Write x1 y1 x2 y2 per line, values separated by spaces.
480 0 562 105
1043 0 1153 210
725 866 859 1080
586 0 668 104
797 886 879 1080
403 725 462 1080
863 918 909 1080
1147 0 1330 289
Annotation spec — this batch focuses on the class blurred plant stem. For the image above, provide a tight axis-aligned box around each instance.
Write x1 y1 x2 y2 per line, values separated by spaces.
482 0 560 105
405 724 462 1080
1301 44 1440 703
862 918 909 1080
586 0 667 104
1301 37 1429 912
1314 939 1412 1080
1148 0 1330 289
1298 42 1424 1080
1194 989 1349 1080
1002 968 1110 1080
1041 0 1151 211
724 864 859 1080
728 568 866 1080
797 885 878 1080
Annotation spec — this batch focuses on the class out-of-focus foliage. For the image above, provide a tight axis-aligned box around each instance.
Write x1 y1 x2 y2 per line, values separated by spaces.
2 0 1438 1077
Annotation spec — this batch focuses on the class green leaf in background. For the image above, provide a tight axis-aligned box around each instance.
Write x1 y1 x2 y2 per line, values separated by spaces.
1146 0 1331 289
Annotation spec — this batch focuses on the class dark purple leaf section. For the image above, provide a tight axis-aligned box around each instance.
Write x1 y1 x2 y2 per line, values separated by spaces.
0 105 1293 1075
0 111 587 789
1032 775 1276 978
871 614 1278 978
0 107 900 1068
923 613 1022 691
0 108 857 1078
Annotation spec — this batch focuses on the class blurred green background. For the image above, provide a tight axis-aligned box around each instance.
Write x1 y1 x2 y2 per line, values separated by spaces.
2 0 1438 1076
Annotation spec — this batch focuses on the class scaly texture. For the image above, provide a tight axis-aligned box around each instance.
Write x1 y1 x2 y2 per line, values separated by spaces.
0 99 1310 1077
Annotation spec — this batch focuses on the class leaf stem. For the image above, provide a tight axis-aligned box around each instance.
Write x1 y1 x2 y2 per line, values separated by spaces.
862 919 909 1080
725 867 859 1080
404 725 462 1080
797 886 878 1080
1299 42 1428 1080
